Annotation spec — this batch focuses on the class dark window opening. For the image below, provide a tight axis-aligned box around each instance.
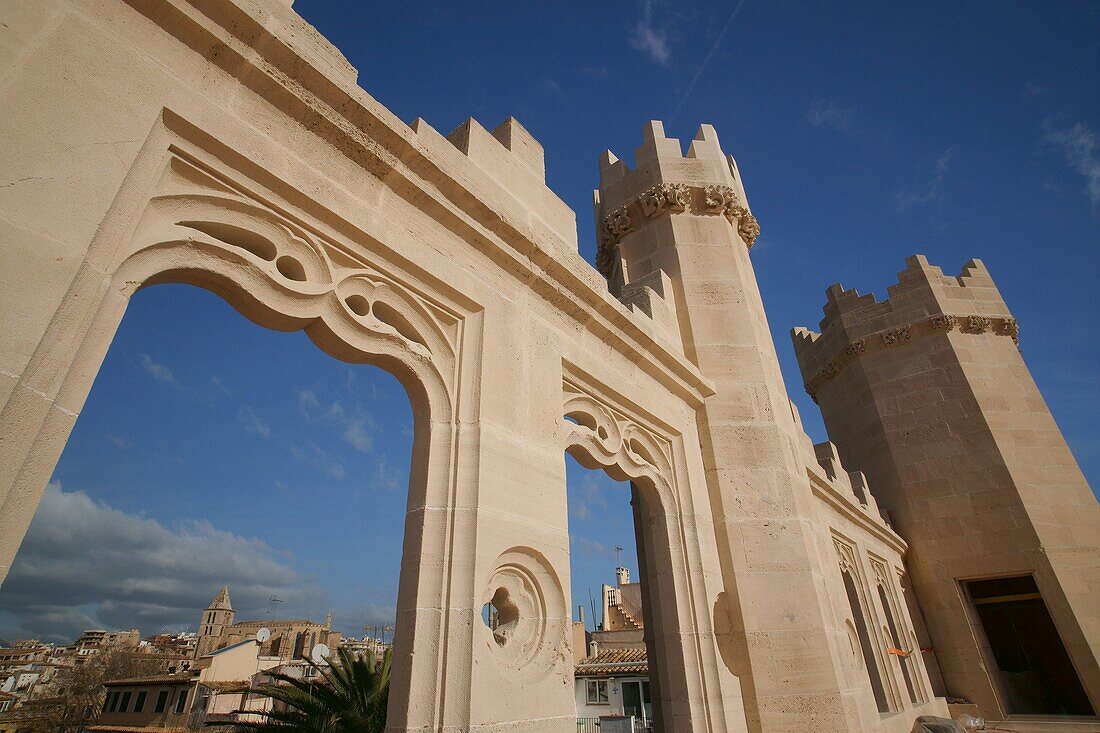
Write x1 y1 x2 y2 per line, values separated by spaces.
133 691 147 713
174 689 188 714
154 690 169 713
966 575 1093 715
878 585 918 705
843 570 889 712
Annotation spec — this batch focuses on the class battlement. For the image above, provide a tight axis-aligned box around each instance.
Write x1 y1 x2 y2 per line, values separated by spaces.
792 255 1017 385
597 121 749 214
811 441 888 524
409 115 575 246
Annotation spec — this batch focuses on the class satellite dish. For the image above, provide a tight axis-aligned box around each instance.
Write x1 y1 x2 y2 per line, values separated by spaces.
256 627 271 643
310 643 330 664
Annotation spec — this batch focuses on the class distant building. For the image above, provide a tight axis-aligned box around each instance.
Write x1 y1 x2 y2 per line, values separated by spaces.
193 586 340 663
74 629 141 657
573 566 653 729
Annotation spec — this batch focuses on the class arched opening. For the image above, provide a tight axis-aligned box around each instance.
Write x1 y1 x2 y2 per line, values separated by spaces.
842 570 890 712
0 272 438 729
878 584 919 705
565 452 659 732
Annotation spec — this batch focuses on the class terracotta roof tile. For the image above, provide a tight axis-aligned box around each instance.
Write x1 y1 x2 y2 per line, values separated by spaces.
574 647 648 677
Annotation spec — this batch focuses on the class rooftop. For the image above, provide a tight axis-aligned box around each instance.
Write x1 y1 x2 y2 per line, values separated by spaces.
574 648 648 677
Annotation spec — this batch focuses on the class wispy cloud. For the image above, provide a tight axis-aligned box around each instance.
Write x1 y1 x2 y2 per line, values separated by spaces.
670 0 748 124
139 353 176 384
629 1 671 66
238 405 271 438
568 473 610 521
541 78 563 95
1042 119 1100 211
371 454 404 492
291 441 346 480
570 535 617 560
108 435 131 450
211 375 231 396
895 150 953 212
297 388 374 453
808 100 856 136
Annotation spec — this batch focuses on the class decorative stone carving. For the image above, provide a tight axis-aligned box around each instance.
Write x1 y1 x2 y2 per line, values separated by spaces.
930 314 957 332
607 206 634 238
702 184 735 213
595 183 762 275
966 315 991 333
728 205 761 248
563 379 674 504
805 383 819 403
881 326 911 347
821 361 841 380
639 183 689 218
999 317 1019 341
481 547 566 683
845 339 867 357
833 537 859 575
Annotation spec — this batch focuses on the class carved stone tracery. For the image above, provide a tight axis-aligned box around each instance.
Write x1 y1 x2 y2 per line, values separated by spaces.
803 313 1021 400
596 182 762 277
639 183 690 219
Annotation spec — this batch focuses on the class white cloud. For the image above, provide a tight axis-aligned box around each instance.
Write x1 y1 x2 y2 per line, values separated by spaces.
629 1 671 66
895 150 953 212
237 405 271 438
297 388 374 454
1043 119 1100 211
139 353 176 384
109 436 131 450
808 100 855 136
371 454 404 492
0 483 321 643
570 535 617 560
291 441 346 480
568 473 610 521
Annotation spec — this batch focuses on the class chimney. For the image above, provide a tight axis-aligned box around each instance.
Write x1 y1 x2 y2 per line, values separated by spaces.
589 640 599 658
577 605 586 627
616 567 630 586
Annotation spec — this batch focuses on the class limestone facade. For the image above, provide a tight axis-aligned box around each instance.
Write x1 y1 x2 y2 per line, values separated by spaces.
793 257 1100 725
0 1 1094 731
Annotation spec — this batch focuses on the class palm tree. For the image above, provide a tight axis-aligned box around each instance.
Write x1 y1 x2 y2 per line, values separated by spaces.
220 647 390 733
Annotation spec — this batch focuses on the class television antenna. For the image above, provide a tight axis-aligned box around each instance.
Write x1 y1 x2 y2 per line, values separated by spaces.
615 545 624 566
267 595 284 617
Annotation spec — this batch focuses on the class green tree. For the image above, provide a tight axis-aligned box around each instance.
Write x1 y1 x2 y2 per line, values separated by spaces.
225 647 390 733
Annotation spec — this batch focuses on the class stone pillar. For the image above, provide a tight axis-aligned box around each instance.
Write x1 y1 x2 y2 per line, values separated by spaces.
597 122 859 732
792 256 1100 720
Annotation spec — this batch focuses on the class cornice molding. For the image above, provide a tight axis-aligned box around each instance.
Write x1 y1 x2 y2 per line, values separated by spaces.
595 184 760 276
804 314 1020 402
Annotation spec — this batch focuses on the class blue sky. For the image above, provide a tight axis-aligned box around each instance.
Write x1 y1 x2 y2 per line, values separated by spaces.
2 0 1097 643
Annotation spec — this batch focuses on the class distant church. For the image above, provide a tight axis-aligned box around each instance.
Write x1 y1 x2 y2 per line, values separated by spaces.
194 586 340 661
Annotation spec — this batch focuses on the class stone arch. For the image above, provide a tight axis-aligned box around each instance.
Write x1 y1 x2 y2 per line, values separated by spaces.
0 153 467 731
561 379 724 733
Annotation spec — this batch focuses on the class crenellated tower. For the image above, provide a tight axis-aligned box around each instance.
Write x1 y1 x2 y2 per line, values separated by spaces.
597 122 874 732
793 256 1100 721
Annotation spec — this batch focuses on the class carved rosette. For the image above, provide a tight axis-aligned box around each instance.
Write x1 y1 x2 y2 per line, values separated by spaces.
801 313 1024 402
929 314 957 332
966 315 991 334
881 326 911 347
639 183 689 219
844 339 867 357
595 182 763 276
